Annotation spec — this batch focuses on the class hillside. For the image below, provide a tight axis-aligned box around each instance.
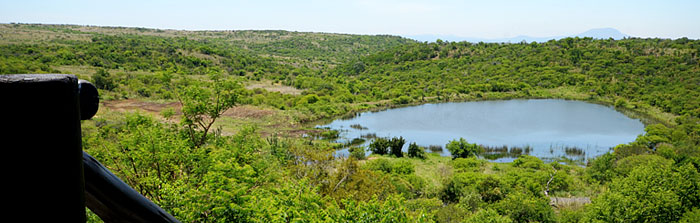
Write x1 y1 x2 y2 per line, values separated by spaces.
324 37 700 119
0 23 413 73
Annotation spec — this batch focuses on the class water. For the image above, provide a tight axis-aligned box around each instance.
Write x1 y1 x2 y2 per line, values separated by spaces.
318 99 646 162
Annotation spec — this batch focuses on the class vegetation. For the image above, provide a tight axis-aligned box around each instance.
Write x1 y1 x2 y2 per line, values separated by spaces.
446 138 481 159
408 142 427 159
2 24 699 222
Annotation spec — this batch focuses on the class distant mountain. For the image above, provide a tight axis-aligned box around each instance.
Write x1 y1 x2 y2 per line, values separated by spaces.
576 28 628 39
406 28 629 43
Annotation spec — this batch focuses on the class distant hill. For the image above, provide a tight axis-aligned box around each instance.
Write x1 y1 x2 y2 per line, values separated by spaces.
406 28 630 43
0 23 414 67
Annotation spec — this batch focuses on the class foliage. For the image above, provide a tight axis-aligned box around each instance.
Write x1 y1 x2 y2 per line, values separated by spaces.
389 136 406 157
586 164 700 223
512 155 545 170
478 176 506 203
446 138 481 159
680 208 700 223
369 138 390 155
177 74 243 147
585 152 616 183
407 142 426 159
495 193 555 223
452 157 485 171
332 195 432 223
365 158 415 175
348 146 366 160
614 154 673 177
92 68 115 90
464 208 513 223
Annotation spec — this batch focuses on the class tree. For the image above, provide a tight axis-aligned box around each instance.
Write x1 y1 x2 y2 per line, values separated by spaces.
407 142 426 159
464 208 513 223
369 138 390 155
496 193 555 223
177 74 242 147
446 138 481 159
92 68 115 90
585 164 700 223
389 136 406 157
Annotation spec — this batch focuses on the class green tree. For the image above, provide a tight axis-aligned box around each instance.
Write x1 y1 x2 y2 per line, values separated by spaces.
586 164 700 223
389 136 406 157
464 208 513 223
92 68 115 90
446 138 481 159
177 74 242 147
369 138 390 155
407 142 426 159
496 193 555 223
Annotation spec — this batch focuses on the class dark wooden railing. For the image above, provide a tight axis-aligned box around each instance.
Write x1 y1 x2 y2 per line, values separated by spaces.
1 74 179 223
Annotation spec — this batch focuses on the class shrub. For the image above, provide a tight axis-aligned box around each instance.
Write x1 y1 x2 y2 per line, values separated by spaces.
464 208 513 223
446 138 481 159
478 176 505 203
585 164 700 223
404 198 442 214
440 172 483 203
680 208 700 223
407 142 426 159
365 158 392 173
614 98 627 108
614 154 672 177
392 95 412 104
496 193 555 223
585 152 616 183
389 136 406 157
320 129 339 139
391 159 415 175
369 138 390 155
452 157 485 171
92 68 115 90
435 204 469 223
349 146 366 160
392 174 426 198
512 155 544 170
613 144 650 159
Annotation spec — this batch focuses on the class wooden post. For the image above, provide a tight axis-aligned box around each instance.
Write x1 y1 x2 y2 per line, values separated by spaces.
1 74 87 222
0 74 178 222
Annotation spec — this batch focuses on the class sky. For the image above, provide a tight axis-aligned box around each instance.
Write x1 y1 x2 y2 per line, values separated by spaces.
1 0 698 39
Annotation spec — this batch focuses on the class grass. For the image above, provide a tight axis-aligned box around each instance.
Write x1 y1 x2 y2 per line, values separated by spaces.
365 153 452 196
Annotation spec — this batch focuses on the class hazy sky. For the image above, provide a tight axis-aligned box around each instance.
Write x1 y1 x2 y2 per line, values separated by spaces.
1 0 698 39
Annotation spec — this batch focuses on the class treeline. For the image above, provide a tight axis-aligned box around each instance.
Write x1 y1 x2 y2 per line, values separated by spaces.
0 34 294 77
302 37 700 118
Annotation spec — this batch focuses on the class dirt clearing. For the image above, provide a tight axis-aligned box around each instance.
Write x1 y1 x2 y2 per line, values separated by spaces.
246 81 303 95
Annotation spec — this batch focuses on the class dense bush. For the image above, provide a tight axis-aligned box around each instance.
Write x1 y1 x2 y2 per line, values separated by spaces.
452 157 485 171
446 138 481 159
389 136 406 157
369 138 390 155
495 193 555 223
349 146 366 160
586 164 700 222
